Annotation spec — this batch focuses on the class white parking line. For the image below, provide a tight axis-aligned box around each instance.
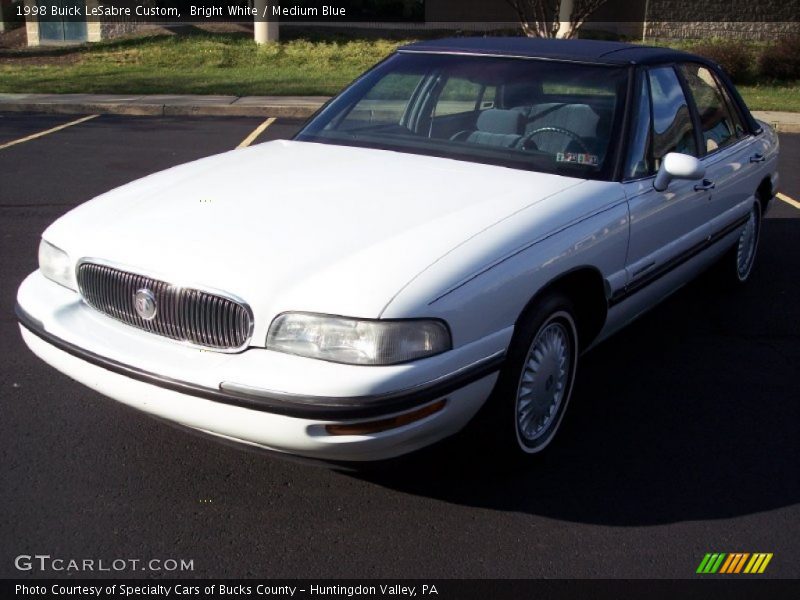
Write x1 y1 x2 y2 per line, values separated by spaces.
0 114 99 152
776 192 800 210
237 118 276 149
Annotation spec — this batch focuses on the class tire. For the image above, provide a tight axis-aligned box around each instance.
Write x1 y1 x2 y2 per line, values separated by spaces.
716 202 762 285
478 293 579 459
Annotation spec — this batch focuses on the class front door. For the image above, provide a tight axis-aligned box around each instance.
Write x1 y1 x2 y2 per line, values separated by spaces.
621 66 710 298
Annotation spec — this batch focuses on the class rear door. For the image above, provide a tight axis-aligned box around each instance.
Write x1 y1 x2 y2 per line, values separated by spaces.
678 62 763 234
619 66 710 299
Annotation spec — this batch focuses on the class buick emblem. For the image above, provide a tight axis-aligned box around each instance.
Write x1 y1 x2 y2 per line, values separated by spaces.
134 288 158 321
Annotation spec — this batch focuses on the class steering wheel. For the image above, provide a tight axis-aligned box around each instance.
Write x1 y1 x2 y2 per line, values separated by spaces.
520 126 592 155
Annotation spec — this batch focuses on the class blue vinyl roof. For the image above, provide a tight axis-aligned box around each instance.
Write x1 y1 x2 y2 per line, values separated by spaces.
399 37 700 66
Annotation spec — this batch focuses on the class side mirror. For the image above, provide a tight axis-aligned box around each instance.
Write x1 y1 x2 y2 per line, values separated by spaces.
653 153 705 192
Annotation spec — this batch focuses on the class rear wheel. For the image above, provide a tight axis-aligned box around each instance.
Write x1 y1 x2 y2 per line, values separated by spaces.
736 203 761 282
716 202 761 285
480 294 579 458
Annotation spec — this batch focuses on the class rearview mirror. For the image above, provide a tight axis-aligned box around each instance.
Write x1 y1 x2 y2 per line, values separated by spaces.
653 153 705 192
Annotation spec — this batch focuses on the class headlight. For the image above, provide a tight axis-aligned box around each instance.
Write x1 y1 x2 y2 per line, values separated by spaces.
38 239 76 291
267 313 451 365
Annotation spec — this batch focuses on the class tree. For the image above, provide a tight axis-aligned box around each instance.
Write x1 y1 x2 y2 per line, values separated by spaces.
504 0 608 39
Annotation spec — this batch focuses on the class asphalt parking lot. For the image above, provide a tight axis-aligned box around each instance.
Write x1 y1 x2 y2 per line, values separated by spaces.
1 112 798 579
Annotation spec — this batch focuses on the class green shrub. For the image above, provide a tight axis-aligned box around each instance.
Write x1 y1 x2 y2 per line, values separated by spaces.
758 36 800 81
688 40 755 83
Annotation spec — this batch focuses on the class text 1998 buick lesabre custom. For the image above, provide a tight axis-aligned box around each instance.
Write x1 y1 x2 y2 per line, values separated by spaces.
16 39 779 462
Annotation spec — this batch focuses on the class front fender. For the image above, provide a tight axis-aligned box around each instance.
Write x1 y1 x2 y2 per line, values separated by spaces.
381 182 630 349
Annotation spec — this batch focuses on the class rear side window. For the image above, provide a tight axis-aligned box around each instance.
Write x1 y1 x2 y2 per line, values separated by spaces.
709 69 747 137
679 63 738 153
648 66 697 168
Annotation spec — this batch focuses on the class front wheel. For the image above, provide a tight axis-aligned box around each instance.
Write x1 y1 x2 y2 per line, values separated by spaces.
479 294 579 458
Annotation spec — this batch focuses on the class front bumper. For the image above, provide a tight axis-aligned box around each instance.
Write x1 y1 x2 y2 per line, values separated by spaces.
16 271 506 461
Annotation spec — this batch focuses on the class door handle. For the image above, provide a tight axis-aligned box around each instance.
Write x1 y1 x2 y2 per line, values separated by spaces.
694 179 716 191
750 153 765 163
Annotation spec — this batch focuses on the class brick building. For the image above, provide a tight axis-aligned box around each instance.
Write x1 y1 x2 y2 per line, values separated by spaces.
14 0 800 46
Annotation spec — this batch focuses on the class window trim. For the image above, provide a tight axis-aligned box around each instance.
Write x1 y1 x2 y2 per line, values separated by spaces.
612 64 638 181
621 67 654 182
673 62 706 158
645 68 656 175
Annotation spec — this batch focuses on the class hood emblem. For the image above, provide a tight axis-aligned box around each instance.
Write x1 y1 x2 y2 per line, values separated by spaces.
134 288 158 321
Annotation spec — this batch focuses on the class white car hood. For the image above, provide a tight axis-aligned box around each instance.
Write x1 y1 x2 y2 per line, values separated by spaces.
44 140 584 343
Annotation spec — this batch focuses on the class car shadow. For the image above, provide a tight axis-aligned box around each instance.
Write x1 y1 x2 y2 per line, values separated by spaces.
348 220 800 526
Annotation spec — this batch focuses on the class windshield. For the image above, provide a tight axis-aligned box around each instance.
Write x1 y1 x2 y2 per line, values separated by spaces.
295 52 629 180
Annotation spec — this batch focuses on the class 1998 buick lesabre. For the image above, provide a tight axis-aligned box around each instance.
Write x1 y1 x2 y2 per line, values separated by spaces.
16 39 779 462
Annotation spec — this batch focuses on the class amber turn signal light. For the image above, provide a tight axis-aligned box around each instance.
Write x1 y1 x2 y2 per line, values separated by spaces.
325 399 447 436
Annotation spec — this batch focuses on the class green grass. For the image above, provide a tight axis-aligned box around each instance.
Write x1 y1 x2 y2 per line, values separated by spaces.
0 31 798 111
734 83 800 112
0 32 406 96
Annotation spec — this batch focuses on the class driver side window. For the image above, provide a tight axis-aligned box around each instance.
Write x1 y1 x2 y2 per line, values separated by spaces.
648 66 698 170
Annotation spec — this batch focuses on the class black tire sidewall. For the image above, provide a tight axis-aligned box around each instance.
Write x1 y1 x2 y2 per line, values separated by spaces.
483 293 579 458
735 202 762 283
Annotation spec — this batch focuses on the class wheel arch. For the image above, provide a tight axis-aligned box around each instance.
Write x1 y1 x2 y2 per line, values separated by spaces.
756 176 773 215
516 266 608 353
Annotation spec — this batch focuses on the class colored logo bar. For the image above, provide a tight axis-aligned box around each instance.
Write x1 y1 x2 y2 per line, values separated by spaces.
697 553 773 574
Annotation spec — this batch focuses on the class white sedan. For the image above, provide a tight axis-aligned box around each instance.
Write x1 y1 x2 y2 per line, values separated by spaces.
17 38 779 463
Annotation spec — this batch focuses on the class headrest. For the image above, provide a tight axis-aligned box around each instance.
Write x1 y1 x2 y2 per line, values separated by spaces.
503 81 542 109
476 109 524 135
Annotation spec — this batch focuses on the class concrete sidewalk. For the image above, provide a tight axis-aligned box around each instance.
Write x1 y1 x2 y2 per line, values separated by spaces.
1 93 799 132
749 111 800 134
0 93 329 119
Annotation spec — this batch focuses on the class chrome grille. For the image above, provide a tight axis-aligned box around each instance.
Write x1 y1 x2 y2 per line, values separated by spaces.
77 262 252 351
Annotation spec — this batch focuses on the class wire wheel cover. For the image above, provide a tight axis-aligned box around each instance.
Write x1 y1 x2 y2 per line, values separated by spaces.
737 208 758 279
516 321 572 442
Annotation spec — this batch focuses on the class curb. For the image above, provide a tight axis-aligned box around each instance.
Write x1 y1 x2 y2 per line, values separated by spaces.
761 122 800 134
753 111 800 134
1 101 799 132
0 101 324 119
